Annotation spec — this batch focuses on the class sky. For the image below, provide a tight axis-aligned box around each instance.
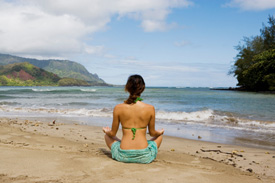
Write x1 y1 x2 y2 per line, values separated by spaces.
0 0 275 87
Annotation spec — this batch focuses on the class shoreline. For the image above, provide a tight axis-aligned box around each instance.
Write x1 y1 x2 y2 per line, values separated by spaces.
1 86 274 151
0 117 275 183
211 87 275 94
10 115 275 150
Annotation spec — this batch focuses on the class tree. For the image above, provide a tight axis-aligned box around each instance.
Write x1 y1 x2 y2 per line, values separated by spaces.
0 75 8 85
242 49 275 90
261 16 275 50
231 15 275 91
231 36 264 87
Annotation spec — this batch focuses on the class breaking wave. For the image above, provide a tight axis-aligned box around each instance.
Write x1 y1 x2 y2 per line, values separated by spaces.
0 87 97 94
0 106 274 133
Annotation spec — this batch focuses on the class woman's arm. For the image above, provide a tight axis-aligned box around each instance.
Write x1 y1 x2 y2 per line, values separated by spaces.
148 106 164 137
103 105 120 138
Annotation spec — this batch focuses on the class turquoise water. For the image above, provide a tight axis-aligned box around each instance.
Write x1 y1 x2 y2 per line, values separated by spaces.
0 86 274 149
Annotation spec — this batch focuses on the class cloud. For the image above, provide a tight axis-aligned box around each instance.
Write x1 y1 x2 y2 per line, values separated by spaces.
84 45 105 55
106 56 200 72
98 57 236 87
152 65 199 72
102 61 236 87
225 0 275 11
141 20 178 32
0 0 192 58
0 1 89 58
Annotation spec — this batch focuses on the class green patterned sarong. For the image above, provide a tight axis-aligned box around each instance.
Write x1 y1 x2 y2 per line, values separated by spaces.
111 141 158 164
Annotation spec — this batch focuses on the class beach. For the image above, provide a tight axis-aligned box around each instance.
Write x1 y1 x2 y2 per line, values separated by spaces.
1 1 275 182
1 86 275 150
0 117 274 183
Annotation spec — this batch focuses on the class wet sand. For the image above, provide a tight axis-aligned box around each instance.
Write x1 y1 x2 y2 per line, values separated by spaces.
0 117 274 183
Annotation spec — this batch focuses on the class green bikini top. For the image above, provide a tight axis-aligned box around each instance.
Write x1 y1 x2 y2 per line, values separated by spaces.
123 97 145 140
122 127 147 140
134 97 143 103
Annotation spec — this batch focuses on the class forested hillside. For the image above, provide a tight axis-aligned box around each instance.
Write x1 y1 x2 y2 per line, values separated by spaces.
0 54 107 85
0 62 91 86
0 62 60 86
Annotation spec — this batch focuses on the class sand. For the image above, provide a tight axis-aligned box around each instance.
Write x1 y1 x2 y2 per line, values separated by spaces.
0 117 274 183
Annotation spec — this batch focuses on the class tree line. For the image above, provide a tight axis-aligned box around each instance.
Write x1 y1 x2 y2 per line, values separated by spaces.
230 15 275 91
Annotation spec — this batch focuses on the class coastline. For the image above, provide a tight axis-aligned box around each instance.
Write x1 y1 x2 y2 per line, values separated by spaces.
0 117 274 183
1 86 274 150
211 87 275 94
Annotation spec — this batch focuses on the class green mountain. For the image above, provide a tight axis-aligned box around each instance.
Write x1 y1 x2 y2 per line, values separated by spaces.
0 62 91 86
0 53 107 85
0 62 60 86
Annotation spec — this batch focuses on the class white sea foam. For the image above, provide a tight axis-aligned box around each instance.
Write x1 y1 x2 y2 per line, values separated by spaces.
199 123 275 134
0 106 274 133
155 109 275 133
0 106 113 118
32 88 56 92
80 89 97 92
31 88 97 92
156 109 214 122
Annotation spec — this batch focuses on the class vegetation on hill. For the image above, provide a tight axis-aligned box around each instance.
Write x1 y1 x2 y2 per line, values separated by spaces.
0 54 107 85
0 62 92 86
230 15 275 91
0 62 60 86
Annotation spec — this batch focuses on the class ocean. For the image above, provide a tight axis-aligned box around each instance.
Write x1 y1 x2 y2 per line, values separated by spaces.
0 86 274 149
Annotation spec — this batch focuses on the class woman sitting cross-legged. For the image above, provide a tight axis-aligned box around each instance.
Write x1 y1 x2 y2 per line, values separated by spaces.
103 74 164 164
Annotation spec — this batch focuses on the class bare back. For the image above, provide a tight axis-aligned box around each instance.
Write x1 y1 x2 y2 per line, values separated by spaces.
114 101 154 150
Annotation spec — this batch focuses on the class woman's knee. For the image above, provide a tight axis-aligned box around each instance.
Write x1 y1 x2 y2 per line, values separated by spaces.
104 134 116 149
154 135 163 148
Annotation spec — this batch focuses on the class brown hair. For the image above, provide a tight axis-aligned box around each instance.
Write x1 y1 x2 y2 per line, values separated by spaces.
124 74 145 104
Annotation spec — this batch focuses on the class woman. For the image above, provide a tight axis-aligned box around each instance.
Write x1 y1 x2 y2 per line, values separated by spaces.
103 74 164 163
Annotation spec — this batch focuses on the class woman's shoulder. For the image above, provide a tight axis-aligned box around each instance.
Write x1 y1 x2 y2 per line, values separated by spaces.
114 103 126 108
139 102 155 111
115 102 154 109
142 102 154 108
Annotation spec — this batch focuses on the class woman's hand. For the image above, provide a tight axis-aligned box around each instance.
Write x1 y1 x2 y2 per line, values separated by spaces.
157 129 164 135
103 126 120 141
102 126 111 133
